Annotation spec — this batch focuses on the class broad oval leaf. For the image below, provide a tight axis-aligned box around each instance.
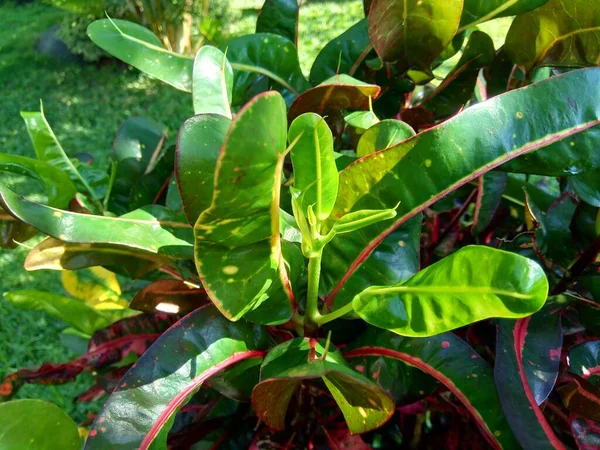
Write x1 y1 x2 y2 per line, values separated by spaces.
495 305 565 449
194 92 295 325
321 68 600 313
176 113 231 225
0 186 193 259
256 0 299 45
87 19 193 91
460 0 549 30
356 119 415 157
353 246 548 337
252 337 394 435
289 113 339 221
84 305 268 450
505 0 600 72
345 327 520 449
130 279 209 314
309 19 371 85
0 399 80 450
368 0 464 71
192 46 233 118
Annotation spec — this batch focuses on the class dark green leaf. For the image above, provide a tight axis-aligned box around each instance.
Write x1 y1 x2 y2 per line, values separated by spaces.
0 185 193 259
321 68 600 314
571 416 600 449
569 341 600 384
472 172 508 234
460 0 549 30
368 0 463 71
85 305 268 450
495 305 564 449
192 46 233 118
572 168 600 207
353 246 548 337
256 0 299 45
0 399 80 450
130 279 209 314
128 146 175 210
0 207 36 249
194 92 295 325
345 327 520 449
356 119 415 157
505 0 600 72
252 337 394 434
176 113 231 225
87 19 193 91
289 113 339 221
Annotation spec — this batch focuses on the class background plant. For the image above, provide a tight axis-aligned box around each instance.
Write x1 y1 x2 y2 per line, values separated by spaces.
1 0 600 448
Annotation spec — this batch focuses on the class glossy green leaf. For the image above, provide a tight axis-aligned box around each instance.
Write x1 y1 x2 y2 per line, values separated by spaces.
192 46 233 118
505 0 600 72
484 47 521 99
87 19 193 91
356 119 415 157
572 168 600 207
24 237 169 278
0 185 193 259
85 305 268 450
569 341 600 384
345 327 520 449
224 33 310 104
109 116 168 214
354 246 548 336
460 0 549 30
194 92 295 325
130 279 209 314
21 105 103 206
333 206 398 234
0 399 80 450
495 305 564 449
3 290 112 336
321 68 600 314
0 153 76 208
368 0 463 71
128 145 174 210
256 0 299 45
176 113 231 225
472 172 508 234
252 337 394 434
344 111 379 131
309 19 371 85
289 113 339 221
421 31 495 119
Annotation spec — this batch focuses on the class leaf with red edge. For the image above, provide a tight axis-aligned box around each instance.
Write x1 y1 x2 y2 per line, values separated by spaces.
0 313 175 401
84 304 268 450
570 341 600 385
130 279 209 314
472 172 508 235
572 415 600 450
494 305 565 449
559 376 600 422
345 326 520 449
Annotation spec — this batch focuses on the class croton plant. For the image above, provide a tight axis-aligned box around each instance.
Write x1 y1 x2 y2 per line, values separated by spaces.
1 0 600 448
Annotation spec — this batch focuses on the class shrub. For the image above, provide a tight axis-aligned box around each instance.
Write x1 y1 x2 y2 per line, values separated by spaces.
1 0 600 448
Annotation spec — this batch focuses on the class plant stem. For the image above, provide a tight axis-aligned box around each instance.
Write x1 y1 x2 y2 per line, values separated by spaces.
305 252 323 327
313 301 354 326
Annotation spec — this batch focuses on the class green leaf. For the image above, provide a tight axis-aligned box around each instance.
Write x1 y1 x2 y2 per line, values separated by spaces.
109 116 168 214
368 0 463 71
256 0 299 45
176 113 231 225
21 105 103 206
321 68 600 314
3 290 112 336
85 305 268 450
495 305 564 449
309 19 371 85
87 19 193 91
192 46 233 118
420 31 495 119
130 279 209 314
353 246 548 337
460 0 549 30
569 341 600 384
194 92 295 325
128 146 174 210
289 113 339 221
505 0 600 72
0 153 76 208
24 237 170 278
0 399 80 450
345 327 520 449
344 111 380 131
333 206 398 234
0 185 193 259
356 119 415 157
224 33 310 103
472 172 508 234
251 337 394 434
572 168 600 207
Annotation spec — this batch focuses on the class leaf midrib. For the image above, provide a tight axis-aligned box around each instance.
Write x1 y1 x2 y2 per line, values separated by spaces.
364 285 536 299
